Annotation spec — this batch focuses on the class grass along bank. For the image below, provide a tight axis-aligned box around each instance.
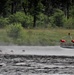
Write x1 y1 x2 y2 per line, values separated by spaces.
0 29 74 46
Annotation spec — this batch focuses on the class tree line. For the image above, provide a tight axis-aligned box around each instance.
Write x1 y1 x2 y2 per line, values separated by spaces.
0 0 74 28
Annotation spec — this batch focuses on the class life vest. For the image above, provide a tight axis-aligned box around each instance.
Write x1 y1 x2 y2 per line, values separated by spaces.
60 39 66 43
71 40 74 43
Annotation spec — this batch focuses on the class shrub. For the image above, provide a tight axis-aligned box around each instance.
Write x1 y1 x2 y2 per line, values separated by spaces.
0 17 9 28
6 23 24 39
65 17 74 29
70 6 74 17
36 13 49 28
8 12 33 28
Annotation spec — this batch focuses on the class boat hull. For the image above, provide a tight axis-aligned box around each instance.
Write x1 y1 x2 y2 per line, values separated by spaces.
60 43 74 48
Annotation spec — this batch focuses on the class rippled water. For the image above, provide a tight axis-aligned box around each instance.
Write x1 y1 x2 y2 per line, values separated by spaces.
0 55 74 75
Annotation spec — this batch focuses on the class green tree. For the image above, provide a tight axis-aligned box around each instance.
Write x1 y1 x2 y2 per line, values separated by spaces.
8 12 33 28
0 0 9 17
28 0 43 28
50 9 66 27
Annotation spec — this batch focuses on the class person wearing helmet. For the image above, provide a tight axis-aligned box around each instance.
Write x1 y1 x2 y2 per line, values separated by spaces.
68 33 72 40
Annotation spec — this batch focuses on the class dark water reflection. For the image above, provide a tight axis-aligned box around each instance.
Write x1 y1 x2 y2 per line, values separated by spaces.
0 55 74 75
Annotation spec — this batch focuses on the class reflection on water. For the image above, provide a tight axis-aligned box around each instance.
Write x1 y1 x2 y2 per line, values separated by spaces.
0 55 74 75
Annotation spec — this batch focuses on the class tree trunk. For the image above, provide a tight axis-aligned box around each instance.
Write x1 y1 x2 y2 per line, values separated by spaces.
11 2 14 14
3 9 6 17
33 15 36 28
22 3 27 14
66 2 69 19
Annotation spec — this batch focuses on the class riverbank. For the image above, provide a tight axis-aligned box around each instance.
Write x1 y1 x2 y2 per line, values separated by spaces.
0 29 74 46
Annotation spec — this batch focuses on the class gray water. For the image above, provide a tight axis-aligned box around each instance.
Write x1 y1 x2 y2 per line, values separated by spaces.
0 46 74 75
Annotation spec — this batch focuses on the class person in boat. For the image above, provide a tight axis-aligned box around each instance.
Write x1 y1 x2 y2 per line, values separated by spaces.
60 33 72 42
68 33 72 40
60 33 74 47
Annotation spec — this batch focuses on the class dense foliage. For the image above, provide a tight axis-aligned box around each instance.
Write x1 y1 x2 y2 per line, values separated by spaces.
0 0 74 29
6 23 23 39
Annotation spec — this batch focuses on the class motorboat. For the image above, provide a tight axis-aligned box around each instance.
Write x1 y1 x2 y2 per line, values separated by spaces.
60 33 74 48
60 39 74 48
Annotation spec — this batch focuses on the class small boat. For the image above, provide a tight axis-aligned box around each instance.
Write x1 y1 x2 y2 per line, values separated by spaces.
60 33 74 48
60 42 74 48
